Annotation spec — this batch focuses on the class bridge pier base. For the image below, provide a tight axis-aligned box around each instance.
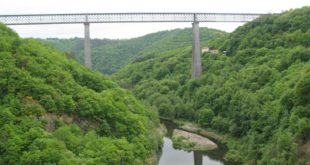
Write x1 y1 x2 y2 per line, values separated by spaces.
191 20 202 79
84 22 92 68
194 151 203 165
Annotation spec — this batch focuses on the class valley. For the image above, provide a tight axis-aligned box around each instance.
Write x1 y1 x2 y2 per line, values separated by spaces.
0 6 309 165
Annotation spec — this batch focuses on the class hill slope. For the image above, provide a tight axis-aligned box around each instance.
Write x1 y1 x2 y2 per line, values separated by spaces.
41 28 226 74
0 24 160 164
113 7 310 164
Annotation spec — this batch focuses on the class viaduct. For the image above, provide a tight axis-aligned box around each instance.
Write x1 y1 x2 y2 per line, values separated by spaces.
0 13 266 79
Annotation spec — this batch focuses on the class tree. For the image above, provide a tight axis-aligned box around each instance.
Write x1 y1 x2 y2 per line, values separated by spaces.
197 108 214 127
295 72 310 106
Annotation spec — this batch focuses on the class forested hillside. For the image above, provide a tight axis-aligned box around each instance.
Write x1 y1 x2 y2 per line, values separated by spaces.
114 7 310 164
41 28 226 74
0 24 160 164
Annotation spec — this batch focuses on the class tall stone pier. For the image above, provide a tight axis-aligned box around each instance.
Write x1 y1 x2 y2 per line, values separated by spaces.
84 22 92 68
191 15 202 79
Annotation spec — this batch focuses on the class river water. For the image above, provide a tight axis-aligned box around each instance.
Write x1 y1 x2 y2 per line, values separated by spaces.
158 120 234 165
159 137 223 165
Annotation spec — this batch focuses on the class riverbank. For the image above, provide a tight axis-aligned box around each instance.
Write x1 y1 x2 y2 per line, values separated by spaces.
167 120 245 165
145 124 167 165
160 119 241 165
160 118 228 144
172 129 218 151
159 120 229 165
160 118 223 151
178 122 228 144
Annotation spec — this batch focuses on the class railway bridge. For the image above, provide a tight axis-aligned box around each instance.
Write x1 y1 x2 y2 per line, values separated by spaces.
0 13 267 78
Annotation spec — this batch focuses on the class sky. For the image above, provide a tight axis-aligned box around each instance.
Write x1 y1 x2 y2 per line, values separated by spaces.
0 0 309 39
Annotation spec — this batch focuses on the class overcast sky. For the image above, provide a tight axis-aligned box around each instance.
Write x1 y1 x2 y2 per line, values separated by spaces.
1 0 309 39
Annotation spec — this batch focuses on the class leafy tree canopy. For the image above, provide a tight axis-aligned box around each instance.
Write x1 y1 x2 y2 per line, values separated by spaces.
0 23 160 165
114 7 310 164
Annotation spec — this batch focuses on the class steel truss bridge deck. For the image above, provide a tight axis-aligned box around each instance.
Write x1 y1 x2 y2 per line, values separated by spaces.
0 13 267 25
0 12 270 78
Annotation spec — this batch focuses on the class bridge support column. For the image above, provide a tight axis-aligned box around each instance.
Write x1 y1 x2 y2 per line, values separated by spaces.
194 151 203 165
191 18 202 79
84 22 92 68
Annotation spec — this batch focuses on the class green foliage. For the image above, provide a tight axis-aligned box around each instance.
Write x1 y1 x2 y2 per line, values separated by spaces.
113 7 310 164
41 28 226 74
197 108 214 128
0 23 160 164
172 136 197 151
295 71 310 106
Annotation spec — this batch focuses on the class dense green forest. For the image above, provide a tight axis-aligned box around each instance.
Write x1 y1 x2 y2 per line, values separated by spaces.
114 7 310 164
41 28 226 74
0 24 160 164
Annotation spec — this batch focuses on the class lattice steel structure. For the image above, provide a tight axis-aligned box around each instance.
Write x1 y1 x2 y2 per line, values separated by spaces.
0 12 268 78
0 13 266 25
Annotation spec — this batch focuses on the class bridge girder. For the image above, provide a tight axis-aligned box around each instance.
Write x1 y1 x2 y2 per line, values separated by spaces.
0 12 269 78
0 13 266 25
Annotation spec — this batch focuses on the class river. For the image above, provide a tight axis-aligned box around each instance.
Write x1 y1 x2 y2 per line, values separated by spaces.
159 137 223 165
158 120 234 165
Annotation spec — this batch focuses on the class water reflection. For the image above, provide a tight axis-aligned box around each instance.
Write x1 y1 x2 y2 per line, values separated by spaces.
194 151 202 165
159 137 223 165
159 120 237 165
